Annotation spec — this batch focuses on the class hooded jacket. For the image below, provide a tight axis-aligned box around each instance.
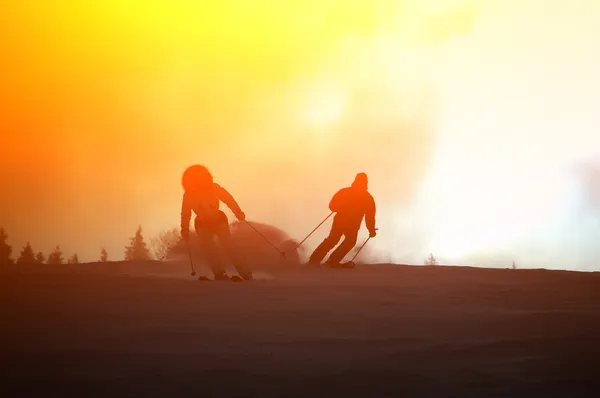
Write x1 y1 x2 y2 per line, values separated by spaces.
328 173 376 232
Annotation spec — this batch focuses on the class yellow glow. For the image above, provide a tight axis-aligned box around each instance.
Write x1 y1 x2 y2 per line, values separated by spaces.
3 0 600 271
303 87 347 127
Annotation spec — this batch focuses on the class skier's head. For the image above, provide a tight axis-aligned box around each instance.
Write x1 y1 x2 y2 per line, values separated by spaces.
351 172 368 190
182 165 213 192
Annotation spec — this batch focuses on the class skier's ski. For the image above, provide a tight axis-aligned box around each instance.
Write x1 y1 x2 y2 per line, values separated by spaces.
197 274 253 282
198 274 231 281
325 261 355 269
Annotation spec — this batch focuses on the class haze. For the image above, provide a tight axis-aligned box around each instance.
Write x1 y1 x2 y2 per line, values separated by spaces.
2 0 599 270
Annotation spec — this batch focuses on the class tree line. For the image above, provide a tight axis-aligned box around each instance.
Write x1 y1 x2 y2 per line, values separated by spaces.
0 225 163 265
1 225 450 267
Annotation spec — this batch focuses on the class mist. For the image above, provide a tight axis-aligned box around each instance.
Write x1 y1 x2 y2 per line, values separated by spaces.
1 0 599 270
409 0 600 270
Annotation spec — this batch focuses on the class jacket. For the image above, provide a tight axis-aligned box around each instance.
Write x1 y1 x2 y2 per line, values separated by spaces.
181 183 243 232
329 185 376 232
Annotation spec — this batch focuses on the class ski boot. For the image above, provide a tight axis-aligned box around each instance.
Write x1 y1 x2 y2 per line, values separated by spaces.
213 271 230 281
232 271 253 281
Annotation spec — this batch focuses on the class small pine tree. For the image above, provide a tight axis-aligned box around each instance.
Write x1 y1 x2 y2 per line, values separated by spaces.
0 227 13 265
512 261 517 270
425 253 438 266
17 241 36 264
68 253 80 264
124 225 151 261
100 247 108 262
35 252 46 264
47 245 64 265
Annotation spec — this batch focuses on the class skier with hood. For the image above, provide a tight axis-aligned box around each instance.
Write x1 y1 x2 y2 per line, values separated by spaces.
180 165 253 280
308 172 377 267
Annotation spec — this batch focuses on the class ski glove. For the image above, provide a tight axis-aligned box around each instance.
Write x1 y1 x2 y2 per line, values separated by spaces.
369 229 377 238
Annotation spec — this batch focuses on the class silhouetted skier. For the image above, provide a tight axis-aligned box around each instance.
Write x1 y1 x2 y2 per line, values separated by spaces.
180 165 252 280
308 173 377 267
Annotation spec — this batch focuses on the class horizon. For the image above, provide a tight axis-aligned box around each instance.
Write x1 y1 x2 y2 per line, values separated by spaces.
2 0 600 270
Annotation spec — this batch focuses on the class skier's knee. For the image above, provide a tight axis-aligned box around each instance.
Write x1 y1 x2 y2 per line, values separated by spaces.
344 233 358 247
323 235 342 247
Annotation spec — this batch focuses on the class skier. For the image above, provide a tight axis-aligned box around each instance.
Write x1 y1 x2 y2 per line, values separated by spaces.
180 165 253 280
308 172 377 267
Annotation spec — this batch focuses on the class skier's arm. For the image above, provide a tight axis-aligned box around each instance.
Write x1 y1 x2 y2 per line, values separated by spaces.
216 184 245 220
365 194 376 234
180 193 192 239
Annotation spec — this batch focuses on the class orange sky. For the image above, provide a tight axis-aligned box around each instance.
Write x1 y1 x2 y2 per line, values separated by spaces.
2 0 600 269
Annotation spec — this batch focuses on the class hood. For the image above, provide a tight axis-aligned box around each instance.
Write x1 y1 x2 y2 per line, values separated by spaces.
351 172 368 190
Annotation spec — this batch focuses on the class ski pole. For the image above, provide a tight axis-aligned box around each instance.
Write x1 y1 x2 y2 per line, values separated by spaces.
186 240 197 276
244 220 287 258
294 212 334 251
347 228 378 266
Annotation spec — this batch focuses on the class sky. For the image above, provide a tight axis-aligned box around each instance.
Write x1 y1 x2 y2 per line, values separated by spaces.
1 0 599 269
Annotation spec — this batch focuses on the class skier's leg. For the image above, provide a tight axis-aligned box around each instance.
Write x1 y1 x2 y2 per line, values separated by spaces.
308 221 344 265
214 216 252 279
196 226 226 278
326 228 359 265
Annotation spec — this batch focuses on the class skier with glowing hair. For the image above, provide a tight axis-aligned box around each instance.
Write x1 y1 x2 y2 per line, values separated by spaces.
180 165 252 281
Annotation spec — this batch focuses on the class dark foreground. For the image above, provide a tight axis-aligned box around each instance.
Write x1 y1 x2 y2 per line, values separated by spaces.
2 263 600 397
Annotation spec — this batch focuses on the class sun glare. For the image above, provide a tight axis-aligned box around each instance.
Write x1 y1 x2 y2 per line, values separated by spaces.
418 136 574 261
302 88 346 127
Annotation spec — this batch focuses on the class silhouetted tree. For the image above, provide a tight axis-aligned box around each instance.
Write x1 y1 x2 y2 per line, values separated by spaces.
47 245 64 265
150 228 180 261
124 225 151 261
424 253 438 266
100 247 108 262
17 242 36 264
68 253 80 264
0 227 13 265
35 252 46 264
